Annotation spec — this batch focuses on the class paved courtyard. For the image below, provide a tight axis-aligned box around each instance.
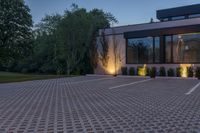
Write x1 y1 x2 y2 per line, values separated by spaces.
0 76 200 133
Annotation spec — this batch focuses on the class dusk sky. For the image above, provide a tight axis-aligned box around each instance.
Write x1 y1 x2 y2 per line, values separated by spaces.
25 0 200 26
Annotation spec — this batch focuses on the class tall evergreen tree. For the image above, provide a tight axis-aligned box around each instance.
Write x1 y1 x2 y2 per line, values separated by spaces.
0 0 33 70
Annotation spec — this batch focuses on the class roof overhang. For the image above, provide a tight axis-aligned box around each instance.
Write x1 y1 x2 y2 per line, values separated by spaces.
101 18 200 37
124 24 200 39
157 4 200 20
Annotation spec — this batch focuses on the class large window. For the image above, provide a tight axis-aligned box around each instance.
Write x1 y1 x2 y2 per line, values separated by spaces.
173 33 200 63
127 37 159 64
165 33 200 63
165 36 172 63
155 37 160 63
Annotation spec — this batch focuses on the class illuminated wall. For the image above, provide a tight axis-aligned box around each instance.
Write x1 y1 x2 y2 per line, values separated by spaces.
95 34 126 75
180 64 192 78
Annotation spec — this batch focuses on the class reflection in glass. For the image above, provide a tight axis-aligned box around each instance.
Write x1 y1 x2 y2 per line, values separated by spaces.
155 37 160 63
127 37 153 64
173 33 200 63
165 36 172 63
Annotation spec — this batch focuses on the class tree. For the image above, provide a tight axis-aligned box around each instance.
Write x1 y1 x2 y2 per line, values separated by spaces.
0 0 33 70
54 5 117 75
34 14 61 35
23 4 117 75
112 28 124 76
89 9 117 71
33 14 62 74
99 29 109 69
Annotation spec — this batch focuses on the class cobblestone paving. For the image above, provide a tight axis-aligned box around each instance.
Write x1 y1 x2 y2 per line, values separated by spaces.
0 76 200 133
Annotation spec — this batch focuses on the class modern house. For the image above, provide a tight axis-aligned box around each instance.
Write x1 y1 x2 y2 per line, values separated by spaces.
95 4 200 76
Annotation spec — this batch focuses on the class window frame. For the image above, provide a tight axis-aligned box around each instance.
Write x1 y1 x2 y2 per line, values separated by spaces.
126 36 160 64
164 32 200 64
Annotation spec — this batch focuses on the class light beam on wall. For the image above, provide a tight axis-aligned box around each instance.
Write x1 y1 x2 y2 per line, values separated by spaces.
180 64 191 78
138 64 147 76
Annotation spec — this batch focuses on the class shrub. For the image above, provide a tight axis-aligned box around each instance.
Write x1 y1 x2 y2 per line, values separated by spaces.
129 67 135 76
159 67 166 76
167 68 175 77
187 67 194 77
146 67 150 76
176 67 182 77
195 67 200 79
149 67 156 78
121 67 128 75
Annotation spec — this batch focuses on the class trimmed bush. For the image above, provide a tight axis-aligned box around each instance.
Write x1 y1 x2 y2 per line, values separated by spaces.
129 67 135 76
176 67 182 77
195 67 200 79
146 67 150 76
149 67 156 78
159 67 166 76
167 68 175 77
187 67 194 77
121 67 128 75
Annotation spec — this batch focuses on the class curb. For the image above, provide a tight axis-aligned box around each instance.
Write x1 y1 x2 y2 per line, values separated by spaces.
86 74 199 80
86 74 113 77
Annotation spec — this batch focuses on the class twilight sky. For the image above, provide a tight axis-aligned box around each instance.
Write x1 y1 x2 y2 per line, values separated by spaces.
25 0 200 26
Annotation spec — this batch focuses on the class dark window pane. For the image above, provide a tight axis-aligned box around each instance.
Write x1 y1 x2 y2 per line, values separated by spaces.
127 43 138 64
165 36 172 63
155 37 160 63
127 37 153 64
173 33 200 63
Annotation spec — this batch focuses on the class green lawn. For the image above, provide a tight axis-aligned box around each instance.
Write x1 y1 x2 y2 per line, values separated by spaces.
0 71 68 83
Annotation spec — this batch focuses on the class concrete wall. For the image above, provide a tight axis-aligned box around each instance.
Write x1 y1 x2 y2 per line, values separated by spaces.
95 34 126 75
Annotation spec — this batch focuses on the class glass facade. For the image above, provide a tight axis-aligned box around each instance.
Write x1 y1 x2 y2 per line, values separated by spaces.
127 37 159 64
165 33 200 63
173 33 200 63
155 37 160 63
165 36 172 63
127 33 200 64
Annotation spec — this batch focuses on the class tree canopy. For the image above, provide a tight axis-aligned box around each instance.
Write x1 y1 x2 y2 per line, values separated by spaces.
30 4 117 75
0 3 117 75
0 0 33 70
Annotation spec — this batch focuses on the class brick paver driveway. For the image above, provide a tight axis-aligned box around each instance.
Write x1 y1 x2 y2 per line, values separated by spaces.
0 76 200 133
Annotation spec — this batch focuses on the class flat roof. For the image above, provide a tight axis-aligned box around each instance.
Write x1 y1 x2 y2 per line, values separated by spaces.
99 18 200 36
157 4 200 20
